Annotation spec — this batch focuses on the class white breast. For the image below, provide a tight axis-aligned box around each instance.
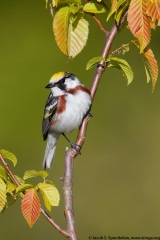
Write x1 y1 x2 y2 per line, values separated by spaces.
50 90 91 133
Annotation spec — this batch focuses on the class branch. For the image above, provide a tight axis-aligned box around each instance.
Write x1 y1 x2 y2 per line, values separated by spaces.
0 153 70 239
87 12 109 34
84 0 109 34
62 12 127 240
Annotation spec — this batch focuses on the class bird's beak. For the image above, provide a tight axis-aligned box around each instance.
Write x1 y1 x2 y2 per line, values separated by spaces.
45 83 54 88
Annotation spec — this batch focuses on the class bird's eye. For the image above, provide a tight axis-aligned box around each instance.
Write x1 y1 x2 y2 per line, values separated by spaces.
61 78 65 83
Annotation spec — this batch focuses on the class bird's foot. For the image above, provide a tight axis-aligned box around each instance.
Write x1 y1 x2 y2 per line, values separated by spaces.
88 112 93 117
62 133 81 155
71 143 81 155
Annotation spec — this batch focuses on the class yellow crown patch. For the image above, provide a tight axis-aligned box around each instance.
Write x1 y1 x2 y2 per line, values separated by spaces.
50 72 65 82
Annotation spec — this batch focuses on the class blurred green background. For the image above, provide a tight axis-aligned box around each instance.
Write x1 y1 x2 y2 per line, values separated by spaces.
1 1 160 239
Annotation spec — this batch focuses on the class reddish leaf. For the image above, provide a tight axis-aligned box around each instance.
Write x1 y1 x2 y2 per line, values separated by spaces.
143 48 158 91
146 0 160 26
21 188 40 228
127 0 150 52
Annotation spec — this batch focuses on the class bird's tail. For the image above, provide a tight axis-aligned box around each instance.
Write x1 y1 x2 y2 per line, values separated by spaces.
43 132 60 169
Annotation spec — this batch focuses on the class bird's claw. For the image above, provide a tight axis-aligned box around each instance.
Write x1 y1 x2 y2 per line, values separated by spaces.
71 143 81 155
88 112 93 117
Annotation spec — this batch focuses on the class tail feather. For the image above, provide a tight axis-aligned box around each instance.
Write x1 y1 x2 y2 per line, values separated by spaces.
43 133 60 169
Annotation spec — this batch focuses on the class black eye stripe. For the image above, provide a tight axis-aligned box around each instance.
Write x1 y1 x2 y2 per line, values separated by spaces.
55 73 76 90
56 78 66 91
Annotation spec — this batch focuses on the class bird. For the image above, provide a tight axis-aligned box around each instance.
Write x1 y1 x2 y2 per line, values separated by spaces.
42 72 92 169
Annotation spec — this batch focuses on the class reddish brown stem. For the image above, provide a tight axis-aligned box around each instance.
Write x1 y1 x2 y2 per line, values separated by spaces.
63 13 127 240
0 153 70 238
88 13 109 34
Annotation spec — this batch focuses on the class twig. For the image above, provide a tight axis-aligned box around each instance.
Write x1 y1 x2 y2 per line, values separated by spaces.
0 153 70 239
40 208 70 238
83 0 108 34
62 12 127 240
87 12 109 34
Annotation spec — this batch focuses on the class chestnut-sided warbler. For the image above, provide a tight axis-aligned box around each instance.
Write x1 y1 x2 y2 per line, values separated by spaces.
42 72 92 169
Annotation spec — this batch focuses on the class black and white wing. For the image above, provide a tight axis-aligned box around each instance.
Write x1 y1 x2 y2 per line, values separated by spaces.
42 92 59 141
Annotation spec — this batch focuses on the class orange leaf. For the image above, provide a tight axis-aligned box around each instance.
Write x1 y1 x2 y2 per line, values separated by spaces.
146 0 160 26
21 188 40 228
143 48 158 91
127 0 150 52
53 6 70 56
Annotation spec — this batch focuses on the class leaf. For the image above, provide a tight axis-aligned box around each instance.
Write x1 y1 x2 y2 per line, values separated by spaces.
53 6 70 56
117 0 128 9
0 149 17 167
146 0 160 26
83 2 106 13
70 4 82 14
53 7 89 58
143 48 158 91
23 170 48 180
0 178 7 212
127 0 150 52
21 189 40 228
107 0 118 20
58 0 82 6
23 170 39 180
38 183 60 211
67 17 89 58
52 0 59 7
6 193 16 208
86 56 105 70
115 0 129 24
15 175 25 185
38 171 49 178
6 180 16 193
108 57 134 85
0 166 7 182
16 184 34 194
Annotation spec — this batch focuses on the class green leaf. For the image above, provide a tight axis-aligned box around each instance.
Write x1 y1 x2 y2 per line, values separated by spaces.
16 184 34 194
70 4 82 14
0 178 7 212
107 0 118 21
6 180 16 193
38 171 49 178
117 0 128 9
0 149 17 167
15 175 25 185
108 57 134 85
6 193 17 208
38 182 60 211
86 56 105 70
52 0 59 7
23 170 48 180
0 166 7 182
67 16 89 58
115 1 129 24
23 170 38 180
83 2 106 13
58 0 81 6
144 65 150 83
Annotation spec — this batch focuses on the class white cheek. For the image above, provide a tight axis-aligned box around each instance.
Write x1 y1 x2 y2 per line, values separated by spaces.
51 86 64 96
65 78 80 89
